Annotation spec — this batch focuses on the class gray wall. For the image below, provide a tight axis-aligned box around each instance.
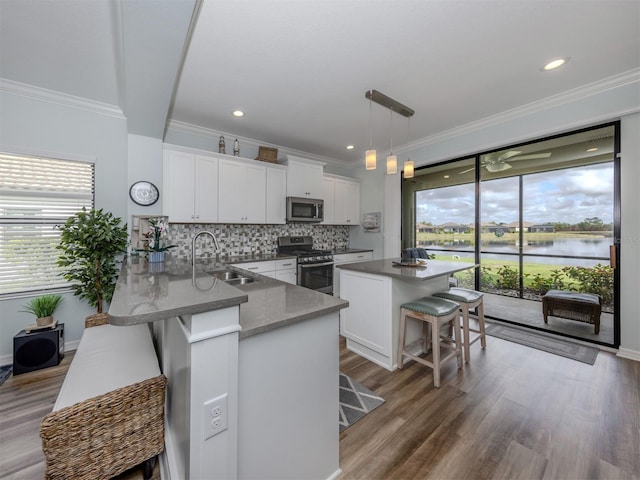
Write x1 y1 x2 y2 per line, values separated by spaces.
0 89 129 360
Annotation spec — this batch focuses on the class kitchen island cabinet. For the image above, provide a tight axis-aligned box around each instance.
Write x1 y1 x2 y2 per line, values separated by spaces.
109 257 347 480
338 258 476 371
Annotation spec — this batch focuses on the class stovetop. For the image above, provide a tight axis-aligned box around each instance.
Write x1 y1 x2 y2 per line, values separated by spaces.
277 236 333 263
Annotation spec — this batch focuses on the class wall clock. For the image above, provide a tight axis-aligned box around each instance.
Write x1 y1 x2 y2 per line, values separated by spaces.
129 181 159 206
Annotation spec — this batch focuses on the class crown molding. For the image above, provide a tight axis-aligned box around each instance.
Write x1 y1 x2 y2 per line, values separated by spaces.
405 69 640 152
166 119 345 167
344 68 640 167
0 78 125 119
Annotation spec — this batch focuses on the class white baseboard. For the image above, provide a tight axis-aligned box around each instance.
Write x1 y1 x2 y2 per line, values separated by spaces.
617 347 640 362
0 340 79 367
327 467 343 480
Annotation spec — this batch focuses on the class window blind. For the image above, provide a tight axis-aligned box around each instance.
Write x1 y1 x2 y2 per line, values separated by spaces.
0 153 94 295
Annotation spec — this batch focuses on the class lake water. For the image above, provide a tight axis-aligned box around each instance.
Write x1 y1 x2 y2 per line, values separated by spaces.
420 237 612 267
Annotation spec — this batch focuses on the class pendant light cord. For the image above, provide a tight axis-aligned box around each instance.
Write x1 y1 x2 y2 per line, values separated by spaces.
389 107 393 154
369 90 373 149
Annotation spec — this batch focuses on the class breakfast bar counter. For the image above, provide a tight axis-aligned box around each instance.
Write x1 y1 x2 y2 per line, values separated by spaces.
108 257 347 480
337 258 476 371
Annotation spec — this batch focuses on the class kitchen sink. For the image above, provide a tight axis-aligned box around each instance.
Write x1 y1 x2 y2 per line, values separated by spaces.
224 277 255 285
211 270 256 285
212 270 242 280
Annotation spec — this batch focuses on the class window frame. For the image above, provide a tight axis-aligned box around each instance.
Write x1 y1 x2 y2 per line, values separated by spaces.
0 151 95 299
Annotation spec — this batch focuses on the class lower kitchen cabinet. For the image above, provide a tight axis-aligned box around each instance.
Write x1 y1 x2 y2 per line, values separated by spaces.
232 258 297 285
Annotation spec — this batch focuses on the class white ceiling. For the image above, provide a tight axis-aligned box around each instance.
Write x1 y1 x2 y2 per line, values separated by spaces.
1 0 639 166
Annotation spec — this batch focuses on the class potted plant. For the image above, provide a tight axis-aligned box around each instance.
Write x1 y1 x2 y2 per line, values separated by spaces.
56 208 128 321
138 217 175 262
21 294 63 327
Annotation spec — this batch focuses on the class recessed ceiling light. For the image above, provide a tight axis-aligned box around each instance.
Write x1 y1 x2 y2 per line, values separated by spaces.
232 110 244 117
443 175 450 179
346 145 355 150
586 147 598 152
542 57 569 71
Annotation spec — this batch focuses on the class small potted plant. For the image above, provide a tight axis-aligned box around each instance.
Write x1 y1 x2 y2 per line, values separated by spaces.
139 217 175 263
22 294 63 327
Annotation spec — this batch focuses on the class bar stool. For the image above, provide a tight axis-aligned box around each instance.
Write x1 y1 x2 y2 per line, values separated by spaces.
397 296 462 388
432 288 486 363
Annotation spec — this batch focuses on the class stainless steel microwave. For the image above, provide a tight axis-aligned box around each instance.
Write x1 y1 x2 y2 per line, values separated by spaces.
286 197 324 223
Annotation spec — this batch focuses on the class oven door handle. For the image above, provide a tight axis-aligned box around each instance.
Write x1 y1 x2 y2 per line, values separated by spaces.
299 261 334 268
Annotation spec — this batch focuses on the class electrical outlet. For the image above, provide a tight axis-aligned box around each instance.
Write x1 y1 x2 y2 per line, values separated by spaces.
203 393 228 440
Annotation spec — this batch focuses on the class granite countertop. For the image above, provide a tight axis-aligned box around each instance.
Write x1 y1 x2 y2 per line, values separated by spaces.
108 256 348 339
337 258 476 281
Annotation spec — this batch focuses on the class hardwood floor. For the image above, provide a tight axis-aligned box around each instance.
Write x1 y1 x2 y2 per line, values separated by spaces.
1 331 638 479
339 333 640 480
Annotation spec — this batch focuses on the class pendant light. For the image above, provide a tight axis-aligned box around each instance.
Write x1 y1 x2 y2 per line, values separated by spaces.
364 90 414 174
403 116 414 179
386 108 397 175
365 90 377 170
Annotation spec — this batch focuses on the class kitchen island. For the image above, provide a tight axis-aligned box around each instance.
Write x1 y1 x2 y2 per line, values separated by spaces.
337 258 475 371
109 256 348 480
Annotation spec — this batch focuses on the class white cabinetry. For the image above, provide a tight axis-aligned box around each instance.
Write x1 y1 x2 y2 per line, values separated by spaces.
163 149 218 223
284 156 324 198
333 251 373 298
219 158 266 224
232 258 297 285
273 258 297 284
266 167 287 224
334 178 360 225
340 268 446 370
322 174 360 225
321 176 335 225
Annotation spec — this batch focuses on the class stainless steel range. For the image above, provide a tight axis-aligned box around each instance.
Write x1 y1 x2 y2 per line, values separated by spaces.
277 236 333 294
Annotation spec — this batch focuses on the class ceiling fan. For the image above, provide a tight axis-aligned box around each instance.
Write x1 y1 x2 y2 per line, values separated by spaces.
460 150 552 174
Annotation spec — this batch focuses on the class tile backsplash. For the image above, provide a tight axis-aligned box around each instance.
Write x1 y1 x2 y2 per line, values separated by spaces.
161 223 350 259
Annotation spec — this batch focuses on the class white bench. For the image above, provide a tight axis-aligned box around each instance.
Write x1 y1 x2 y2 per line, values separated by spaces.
40 316 166 480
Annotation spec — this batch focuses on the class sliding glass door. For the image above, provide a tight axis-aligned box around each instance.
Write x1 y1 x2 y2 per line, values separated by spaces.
402 123 619 347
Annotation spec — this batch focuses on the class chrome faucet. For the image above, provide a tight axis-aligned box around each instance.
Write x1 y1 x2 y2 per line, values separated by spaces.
192 231 220 264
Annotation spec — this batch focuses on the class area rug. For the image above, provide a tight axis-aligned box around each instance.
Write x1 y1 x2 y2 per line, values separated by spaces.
486 324 599 365
339 373 385 432
0 365 12 387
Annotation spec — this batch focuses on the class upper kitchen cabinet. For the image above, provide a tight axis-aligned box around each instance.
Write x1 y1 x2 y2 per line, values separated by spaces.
266 167 287 224
282 156 325 199
324 174 360 225
163 149 218 223
321 176 335 225
219 157 267 223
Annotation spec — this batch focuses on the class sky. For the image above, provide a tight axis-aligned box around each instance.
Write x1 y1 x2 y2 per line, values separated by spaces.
415 163 614 226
